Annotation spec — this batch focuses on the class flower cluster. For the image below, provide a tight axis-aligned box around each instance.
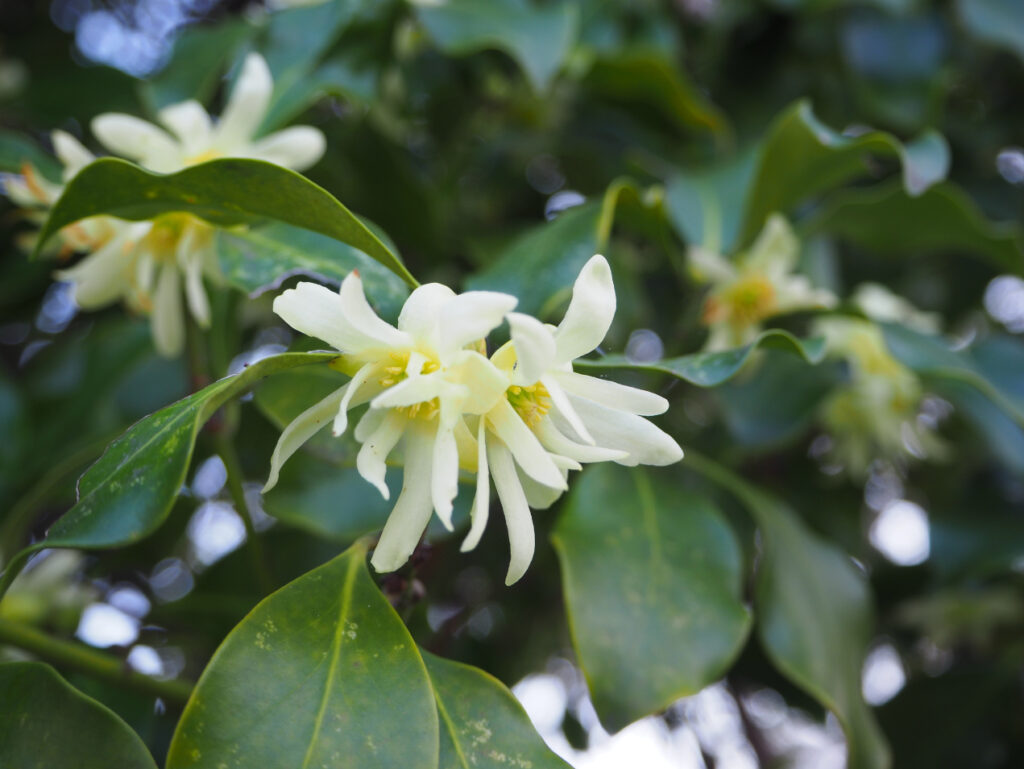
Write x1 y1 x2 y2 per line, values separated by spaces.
264 255 683 583
3 54 325 356
688 214 836 350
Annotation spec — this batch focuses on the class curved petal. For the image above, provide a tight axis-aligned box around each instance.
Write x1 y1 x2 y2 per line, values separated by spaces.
55 236 132 309
157 100 212 156
486 398 566 490
687 245 736 284
488 440 535 586
370 424 435 574
438 290 518 355
250 126 326 171
554 254 616 364
446 350 509 415
743 213 798 277
561 394 684 467
177 226 211 327
215 53 272 147
518 466 566 511
507 312 556 385
338 270 411 348
397 282 455 345
541 375 594 445
431 421 459 530
91 114 180 169
534 418 629 464
263 383 349 491
356 409 406 500
553 370 668 415
371 372 443 409
273 278 408 353
151 262 185 357
332 361 379 436
461 421 490 552
51 130 94 179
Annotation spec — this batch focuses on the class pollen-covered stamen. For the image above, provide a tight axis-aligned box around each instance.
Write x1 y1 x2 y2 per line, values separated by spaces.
377 351 442 420
140 213 190 263
507 382 552 427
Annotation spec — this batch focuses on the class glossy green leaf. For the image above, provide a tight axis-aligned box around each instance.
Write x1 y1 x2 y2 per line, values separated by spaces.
423 651 572 769
687 454 891 769
575 330 826 387
957 0 1024 63
0 353 336 600
261 58 376 132
585 50 728 136
664 151 756 252
552 465 751 731
216 221 409 320
0 662 157 769
33 157 419 287
0 129 62 181
166 540 438 769
806 181 1024 272
415 0 578 90
739 100 950 245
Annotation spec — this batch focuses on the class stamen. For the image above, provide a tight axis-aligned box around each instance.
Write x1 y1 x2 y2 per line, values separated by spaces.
507 382 552 427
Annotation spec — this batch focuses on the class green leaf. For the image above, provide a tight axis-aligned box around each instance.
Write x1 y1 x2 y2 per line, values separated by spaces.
575 329 826 387
585 50 728 137
552 465 751 731
0 128 62 181
957 0 1024 64
0 662 157 769
739 100 950 245
34 157 419 287
0 353 336 600
805 181 1024 272
664 150 757 252
261 58 376 132
686 454 891 769
423 651 572 769
140 21 254 112
216 221 409 321
415 0 578 90
166 540 438 769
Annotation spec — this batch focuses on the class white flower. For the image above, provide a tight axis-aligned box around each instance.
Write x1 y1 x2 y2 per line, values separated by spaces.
852 283 941 334
467 255 684 584
689 213 836 351
92 54 325 173
264 272 518 575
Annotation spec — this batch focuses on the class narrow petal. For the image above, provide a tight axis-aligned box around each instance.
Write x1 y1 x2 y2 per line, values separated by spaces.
554 254 616 364
354 401 387 442
157 100 212 156
438 290 518 355
51 130 94 179
534 419 629 463
371 425 435 574
263 384 348 491
215 53 272 147
518 466 566 511
486 398 566 490
151 263 184 357
743 213 798 276
431 421 459 530
553 371 668 415
461 421 490 552
561 394 684 467
177 226 210 327
397 282 455 345
542 375 594 445
250 126 326 171
338 270 412 347
488 440 535 586
445 350 509 415
356 410 406 500
332 362 378 436
371 372 443 409
55 236 131 309
687 245 736 284
91 114 180 169
507 312 556 385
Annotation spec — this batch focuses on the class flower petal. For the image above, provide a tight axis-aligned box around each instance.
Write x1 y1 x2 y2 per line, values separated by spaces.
461 420 490 552
560 394 684 467
687 245 736 284
215 53 272 147
371 371 443 409
250 126 326 171
397 282 456 344
431 421 459 530
332 362 378 436
742 213 798 277
91 114 181 170
446 350 509 415
488 440 535 585
542 375 594 445
486 398 566 490
553 371 667 415
438 290 518 355
356 409 406 500
518 466 566 511
51 130 94 179
151 262 184 357
507 312 556 385
157 100 212 156
554 254 616 364
55 235 131 309
371 424 435 574
533 418 629 463
263 383 349 491
177 226 211 327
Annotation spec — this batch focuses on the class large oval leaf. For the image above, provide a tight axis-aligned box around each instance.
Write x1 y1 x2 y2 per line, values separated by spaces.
423 651 572 769
686 453 891 769
552 465 751 731
33 157 418 287
166 540 438 769
0 352 336 600
575 329 825 387
0 662 157 769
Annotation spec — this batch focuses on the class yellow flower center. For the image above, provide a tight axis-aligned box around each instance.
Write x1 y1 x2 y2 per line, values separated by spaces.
377 351 441 421
185 148 222 166
140 213 191 262
720 274 777 326
507 382 551 427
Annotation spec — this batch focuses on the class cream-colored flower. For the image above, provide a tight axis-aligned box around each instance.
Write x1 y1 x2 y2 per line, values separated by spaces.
689 214 836 351
264 272 517 575
814 316 943 475
466 255 684 584
852 283 941 334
